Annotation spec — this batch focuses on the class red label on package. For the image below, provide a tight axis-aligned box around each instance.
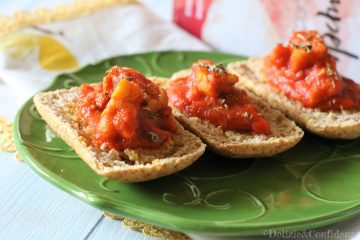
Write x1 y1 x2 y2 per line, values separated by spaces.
173 0 212 38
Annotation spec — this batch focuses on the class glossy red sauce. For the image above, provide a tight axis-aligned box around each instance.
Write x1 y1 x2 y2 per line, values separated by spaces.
168 60 271 135
265 30 360 111
77 66 176 151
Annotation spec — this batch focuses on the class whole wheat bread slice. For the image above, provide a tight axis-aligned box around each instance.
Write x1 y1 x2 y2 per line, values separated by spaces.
227 57 360 139
33 87 205 182
151 74 304 158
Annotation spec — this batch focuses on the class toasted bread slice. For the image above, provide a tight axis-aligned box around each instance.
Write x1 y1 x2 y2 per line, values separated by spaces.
228 57 360 139
151 74 304 158
33 87 205 182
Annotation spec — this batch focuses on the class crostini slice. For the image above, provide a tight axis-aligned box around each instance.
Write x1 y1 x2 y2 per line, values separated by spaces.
151 65 304 158
228 32 360 139
34 68 205 183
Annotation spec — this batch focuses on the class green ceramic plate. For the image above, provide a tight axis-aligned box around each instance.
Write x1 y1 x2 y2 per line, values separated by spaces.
14 51 360 236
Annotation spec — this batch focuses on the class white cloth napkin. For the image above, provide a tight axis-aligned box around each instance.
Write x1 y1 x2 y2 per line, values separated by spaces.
0 2 209 102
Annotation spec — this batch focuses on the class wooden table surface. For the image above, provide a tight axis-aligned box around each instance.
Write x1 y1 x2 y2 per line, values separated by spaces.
0 153 153 240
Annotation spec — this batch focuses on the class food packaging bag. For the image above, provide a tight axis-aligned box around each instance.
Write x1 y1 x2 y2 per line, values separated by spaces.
173 0 360 82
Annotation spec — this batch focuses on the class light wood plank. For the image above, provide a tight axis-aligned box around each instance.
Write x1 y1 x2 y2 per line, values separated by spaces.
0 153 103 240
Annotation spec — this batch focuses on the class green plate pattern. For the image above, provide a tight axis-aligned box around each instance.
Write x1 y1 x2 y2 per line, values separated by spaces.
14 51 360 236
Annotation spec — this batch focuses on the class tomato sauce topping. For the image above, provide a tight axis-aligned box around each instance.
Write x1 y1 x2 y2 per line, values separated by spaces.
168 60 271 135
265 30 360 111
76 66 176 151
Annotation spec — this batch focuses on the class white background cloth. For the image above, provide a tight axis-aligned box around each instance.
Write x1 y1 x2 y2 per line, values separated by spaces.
0 2 209 101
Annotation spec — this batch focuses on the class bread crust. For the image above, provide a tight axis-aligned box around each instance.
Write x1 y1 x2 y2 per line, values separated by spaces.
227 57 360 139
33 87 205 182
150 74 304 158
